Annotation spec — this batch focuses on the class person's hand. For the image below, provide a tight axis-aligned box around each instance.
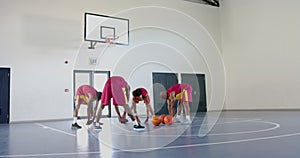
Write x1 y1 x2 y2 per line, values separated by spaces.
170 98 176 104
118 116 127 124
122 114 127 120
144 117 149 124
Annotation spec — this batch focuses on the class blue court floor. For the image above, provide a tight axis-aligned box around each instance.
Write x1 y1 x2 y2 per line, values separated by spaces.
1 111 300 158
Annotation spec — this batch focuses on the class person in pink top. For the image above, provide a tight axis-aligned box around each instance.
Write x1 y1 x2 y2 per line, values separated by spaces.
160 83 193 123
72 85 102 129
94 76 145 131
131 88 154 124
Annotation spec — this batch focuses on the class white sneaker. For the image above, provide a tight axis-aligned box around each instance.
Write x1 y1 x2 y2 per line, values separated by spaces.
175 115 182 123
183 119 192 124
93 122 103 126
184 115 192 124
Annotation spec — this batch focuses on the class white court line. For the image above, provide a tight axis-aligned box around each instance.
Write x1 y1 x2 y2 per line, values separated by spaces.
124 132 300 152
0 119 295 157
35 123 76 137
208 120 280 136
110 118 262 136
207 118 261 125
110 119 278 137
0 151 102 158
35 118 278 138
1 132 300 157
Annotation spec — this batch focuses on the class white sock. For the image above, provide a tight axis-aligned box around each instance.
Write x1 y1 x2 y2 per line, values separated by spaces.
186 115 191 121
73 117 77 124
133 120 139 126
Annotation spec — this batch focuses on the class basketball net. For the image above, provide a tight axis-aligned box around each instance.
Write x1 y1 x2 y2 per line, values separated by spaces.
105 35 119 47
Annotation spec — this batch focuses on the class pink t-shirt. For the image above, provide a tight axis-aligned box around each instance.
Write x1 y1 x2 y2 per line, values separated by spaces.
133 88 150 105
167 83 192 102
76 85 97 105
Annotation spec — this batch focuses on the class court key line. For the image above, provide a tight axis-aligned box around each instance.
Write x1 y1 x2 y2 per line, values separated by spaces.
109 119 279 137
35 123 76 137
208 120 280 136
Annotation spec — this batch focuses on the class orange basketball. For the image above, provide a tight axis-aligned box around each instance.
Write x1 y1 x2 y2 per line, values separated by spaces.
152 116 161 126
160 114 166 124
164 115 174 125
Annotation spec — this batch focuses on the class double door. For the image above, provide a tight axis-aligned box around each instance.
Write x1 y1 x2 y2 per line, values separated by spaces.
152 72 207 115
73 70 111 117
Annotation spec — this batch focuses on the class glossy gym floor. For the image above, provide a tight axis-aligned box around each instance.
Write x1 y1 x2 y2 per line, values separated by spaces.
1 110 300 158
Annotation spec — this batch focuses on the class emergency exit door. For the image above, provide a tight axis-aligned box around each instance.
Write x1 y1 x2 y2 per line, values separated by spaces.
0 68 10 124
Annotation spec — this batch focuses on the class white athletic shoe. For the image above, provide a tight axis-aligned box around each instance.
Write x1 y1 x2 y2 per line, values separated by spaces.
182 119 192 124
93 122 103 126
175 115 182 123
94 125 102 130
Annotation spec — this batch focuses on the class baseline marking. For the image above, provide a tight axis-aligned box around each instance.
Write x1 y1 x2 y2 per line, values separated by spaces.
35 123 76 137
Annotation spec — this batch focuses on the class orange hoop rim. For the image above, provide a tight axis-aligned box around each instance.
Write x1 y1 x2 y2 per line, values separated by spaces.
105 35 119 44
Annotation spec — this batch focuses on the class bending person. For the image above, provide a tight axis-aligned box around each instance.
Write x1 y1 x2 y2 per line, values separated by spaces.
132 88 154 124
72 85 102 129
160 83 193 123
94 76 145 130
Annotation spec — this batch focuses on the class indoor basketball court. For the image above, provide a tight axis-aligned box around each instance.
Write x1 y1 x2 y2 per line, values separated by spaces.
1 0 300 158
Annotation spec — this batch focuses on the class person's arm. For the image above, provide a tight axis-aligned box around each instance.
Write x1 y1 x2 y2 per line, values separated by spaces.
131 100 141 124
86 93 98 125
144 95 154 123
132 101 137 114
169 91 176 102
144 104 154 123
177 101 182 116
115 106 127 124
145 106 149 123
167 99 176 116
167 99 171 115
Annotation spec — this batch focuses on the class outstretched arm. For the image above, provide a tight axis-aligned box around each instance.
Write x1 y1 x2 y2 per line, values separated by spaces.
131 101 141 124
167 99 176 116
144 94 154 123
115 106 127 124
145 103 154 123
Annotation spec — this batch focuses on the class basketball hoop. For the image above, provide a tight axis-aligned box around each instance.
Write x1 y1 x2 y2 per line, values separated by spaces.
105 35 119 47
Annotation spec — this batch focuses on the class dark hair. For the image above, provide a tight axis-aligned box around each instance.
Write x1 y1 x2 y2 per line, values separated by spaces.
132 89 142 97
96 92 102 101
